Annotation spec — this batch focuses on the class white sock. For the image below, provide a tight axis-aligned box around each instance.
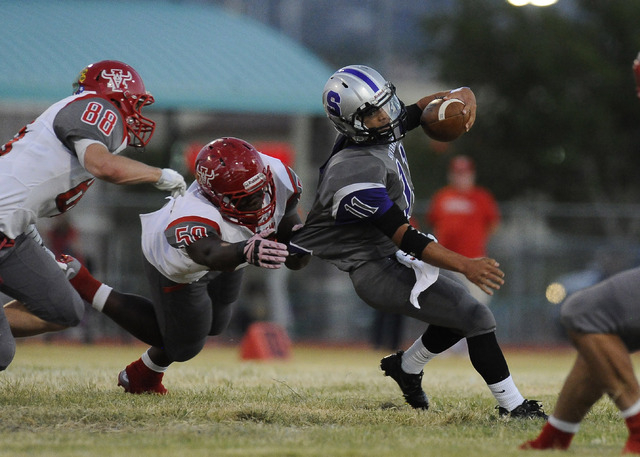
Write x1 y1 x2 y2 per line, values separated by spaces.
549 415 581 433
91 284 113 312
141 350 169 373
621 399 640 418
401 338 438 374
488 376 525 411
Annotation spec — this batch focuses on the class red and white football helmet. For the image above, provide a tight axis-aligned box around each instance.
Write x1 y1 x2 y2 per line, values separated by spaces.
195 138 276 230
72 60 156 148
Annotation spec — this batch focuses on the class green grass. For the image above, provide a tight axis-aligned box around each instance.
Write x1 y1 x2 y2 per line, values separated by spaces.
0 341 631 456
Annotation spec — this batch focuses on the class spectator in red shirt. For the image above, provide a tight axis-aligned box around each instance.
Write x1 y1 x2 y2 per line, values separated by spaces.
426 155 500 305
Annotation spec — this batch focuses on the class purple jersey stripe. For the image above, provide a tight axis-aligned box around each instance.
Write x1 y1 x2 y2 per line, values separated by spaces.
335 187 393 224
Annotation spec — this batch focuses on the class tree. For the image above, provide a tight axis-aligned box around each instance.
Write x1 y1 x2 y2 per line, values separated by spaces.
413 0 640 205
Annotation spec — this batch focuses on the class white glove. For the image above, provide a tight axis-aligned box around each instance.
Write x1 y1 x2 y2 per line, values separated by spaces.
242 229 288 269
154 168 187 198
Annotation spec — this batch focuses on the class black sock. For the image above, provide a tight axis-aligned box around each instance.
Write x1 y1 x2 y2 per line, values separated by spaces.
420 325 463 353
467 332 510 384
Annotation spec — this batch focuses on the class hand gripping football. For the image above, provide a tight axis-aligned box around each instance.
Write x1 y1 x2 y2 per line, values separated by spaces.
420 98 470 142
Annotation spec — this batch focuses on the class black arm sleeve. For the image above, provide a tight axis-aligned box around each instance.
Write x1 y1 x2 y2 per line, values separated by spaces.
405 103 423 131
371 204 409 238
372 203 436 257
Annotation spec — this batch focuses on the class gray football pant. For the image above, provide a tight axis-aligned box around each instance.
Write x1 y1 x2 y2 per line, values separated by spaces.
143 258 244 362
0 233 84 369
561 266 640 351
350 257 497 338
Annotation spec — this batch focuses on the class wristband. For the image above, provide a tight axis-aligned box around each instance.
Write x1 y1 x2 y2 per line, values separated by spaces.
236 240 248 263
400 226 435 258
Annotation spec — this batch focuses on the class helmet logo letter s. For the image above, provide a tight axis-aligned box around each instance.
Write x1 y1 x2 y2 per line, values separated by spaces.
77 68 88 85
101 69 134 91
326 90 341 116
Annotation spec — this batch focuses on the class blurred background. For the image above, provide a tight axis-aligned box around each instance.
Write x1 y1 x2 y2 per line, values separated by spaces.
1 0 640 348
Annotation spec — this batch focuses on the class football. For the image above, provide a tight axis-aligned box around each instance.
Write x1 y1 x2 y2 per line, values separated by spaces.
420 98 470 142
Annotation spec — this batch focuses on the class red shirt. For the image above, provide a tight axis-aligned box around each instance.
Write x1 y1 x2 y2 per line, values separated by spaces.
426 186 500 258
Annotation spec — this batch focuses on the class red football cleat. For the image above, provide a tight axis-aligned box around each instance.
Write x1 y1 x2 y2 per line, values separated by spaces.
519 423 573 451
623 435 640 454
117 358 167 395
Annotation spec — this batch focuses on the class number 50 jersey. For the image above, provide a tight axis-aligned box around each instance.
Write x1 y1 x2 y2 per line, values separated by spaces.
141 153 302 284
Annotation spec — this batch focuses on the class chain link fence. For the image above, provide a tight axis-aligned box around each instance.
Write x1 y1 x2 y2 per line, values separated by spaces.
5 190 640 348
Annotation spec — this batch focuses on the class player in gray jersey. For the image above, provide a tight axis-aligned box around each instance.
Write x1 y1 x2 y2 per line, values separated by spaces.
521 55 640 454
0 60 186 371
290 65 546 418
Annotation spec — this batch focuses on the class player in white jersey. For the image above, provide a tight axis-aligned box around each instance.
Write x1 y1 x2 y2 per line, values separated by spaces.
0 60 186 371
54 137 307 394
290 65 546 418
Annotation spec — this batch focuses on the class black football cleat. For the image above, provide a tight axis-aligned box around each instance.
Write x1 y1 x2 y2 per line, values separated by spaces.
380 351 429 410
497 399 548 419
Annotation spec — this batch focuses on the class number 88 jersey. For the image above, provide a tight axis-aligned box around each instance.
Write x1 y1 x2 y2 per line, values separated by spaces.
0 92 127 239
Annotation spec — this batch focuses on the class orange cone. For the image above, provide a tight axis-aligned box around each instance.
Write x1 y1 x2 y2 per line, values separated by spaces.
240 322 292 360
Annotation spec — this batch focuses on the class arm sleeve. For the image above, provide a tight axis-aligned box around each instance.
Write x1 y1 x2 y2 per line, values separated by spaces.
405 103 423 131
371 204 437 257
370 203 409 238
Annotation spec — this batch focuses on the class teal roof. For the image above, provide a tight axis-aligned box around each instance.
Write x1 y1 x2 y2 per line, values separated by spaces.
0 1 333 114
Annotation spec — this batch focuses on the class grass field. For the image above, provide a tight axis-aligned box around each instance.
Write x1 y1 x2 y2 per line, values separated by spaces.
0 341 632 457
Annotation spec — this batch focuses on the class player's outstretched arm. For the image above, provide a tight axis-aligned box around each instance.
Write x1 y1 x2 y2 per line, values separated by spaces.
414 87 476 131
276 214 310 271
83 143 186 196
372 202 502 294
186 235 244 272
389 222 504 296
187 229 288 272
421 242 504 295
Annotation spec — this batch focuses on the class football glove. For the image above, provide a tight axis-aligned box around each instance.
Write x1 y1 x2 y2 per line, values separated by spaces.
242 229 288 269
154 168 187 197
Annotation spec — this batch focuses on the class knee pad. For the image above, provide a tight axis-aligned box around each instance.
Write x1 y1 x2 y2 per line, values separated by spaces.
462 300 497 337
52 296 85 327
209 306 233 336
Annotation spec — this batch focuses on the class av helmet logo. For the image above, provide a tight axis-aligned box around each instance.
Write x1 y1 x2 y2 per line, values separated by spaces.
101 69 134 92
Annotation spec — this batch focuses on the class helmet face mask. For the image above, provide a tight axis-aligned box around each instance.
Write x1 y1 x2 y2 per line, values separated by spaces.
72 60 156 148
195 138 276 231
353 88 405 142
323 65 408 144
